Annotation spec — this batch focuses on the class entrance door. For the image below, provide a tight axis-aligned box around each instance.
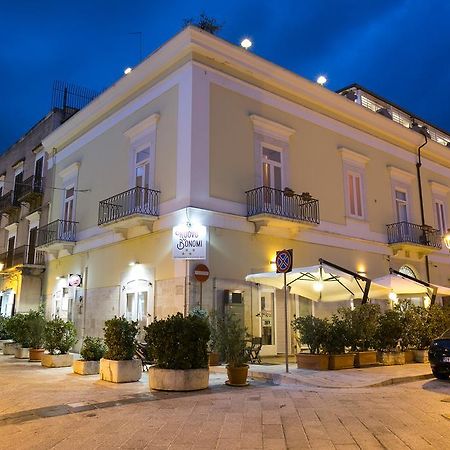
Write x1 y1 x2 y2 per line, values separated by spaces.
258 290 276 355
262 146 283 211
126 290 148 339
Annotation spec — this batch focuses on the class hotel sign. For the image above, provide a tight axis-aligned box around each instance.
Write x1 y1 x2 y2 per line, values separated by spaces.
172 224 207 260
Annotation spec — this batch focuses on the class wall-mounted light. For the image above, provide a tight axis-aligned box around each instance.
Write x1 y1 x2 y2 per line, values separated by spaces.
124 67 132 75
129 261 140 267
316 75 327 86
240 38 252 50
388 291 398 302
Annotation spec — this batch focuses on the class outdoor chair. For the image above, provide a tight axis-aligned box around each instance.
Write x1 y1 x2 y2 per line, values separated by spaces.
245 337 263 364
135 342 153 371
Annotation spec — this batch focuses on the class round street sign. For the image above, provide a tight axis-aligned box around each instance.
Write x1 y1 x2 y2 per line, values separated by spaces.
68 273 82 287
194 264 210 283
276 249 293 274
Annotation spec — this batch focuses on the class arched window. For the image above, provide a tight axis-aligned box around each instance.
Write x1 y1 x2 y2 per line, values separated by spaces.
399 265 417 278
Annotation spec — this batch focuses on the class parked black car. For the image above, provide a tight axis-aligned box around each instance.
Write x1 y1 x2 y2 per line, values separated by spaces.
428 329 450 380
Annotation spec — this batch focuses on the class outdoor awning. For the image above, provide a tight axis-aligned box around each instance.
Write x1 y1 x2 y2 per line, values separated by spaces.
245 261 369 302
370 272 450 298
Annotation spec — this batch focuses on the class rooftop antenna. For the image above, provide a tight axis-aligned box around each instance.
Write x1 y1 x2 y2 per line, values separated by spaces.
129 32 143 62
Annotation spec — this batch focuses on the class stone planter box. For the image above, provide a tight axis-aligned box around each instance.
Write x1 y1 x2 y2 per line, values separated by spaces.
296 353 329 370
41 353 73 368
15 347 30 359
73 360 100 375
414 349 429 363
354 351 377 367
377 351 405 366
404 349 415 364
149 367 209 391
329 353 355 370
0 339 13 352
99 358 142 383
3 342 17 355
29 349 45 362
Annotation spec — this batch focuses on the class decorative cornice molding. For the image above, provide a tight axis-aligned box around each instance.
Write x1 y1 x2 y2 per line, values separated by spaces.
387 166 415 184
124 113 160 141
339 147 370 167
249 114 295 142
25 210 41 224
59 162 80 181
429 181 450 196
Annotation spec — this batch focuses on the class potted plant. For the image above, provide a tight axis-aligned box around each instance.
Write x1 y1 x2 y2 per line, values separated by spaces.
100 316 141 383
145 312 210 391
291 315 329 370
395 300 417 363
341 304 380 367
0 315 13 353
8 314 32 359
208 312 221 366
42 317 77 367
215 312 249 385
325 314 354 370
375 309 405 365
26 309 47 362
73 336 106 375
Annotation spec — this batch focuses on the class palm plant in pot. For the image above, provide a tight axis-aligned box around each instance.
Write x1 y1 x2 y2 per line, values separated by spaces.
42 317 77 367
73 337 106 375
26 309 47 362
145 312 210 391
374 309 404 365
291 315 329 370
215 311 249 386
100 316 141 383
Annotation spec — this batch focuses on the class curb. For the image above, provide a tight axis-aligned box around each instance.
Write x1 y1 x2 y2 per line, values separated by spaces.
209 366 434 389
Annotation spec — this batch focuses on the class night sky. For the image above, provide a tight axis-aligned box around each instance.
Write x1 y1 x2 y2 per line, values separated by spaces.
1 0 450 152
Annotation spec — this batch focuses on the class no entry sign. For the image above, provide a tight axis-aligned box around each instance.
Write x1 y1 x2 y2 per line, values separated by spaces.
194 264 210 283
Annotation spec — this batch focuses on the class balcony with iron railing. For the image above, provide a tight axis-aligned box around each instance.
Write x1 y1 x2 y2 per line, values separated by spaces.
37 219 77 254
18 175 44 203
386 221 442 257
245 186 320 232
0 245 45 270
98 186 160 229
0 190 21 215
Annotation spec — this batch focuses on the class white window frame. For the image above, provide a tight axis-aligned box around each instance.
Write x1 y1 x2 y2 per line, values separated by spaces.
394 186 410 223
345 169 365 219
434 198 447 235
260 142 285 190
133 143 153 189
63 184 75 223
388 166 415 224
57 162 80 224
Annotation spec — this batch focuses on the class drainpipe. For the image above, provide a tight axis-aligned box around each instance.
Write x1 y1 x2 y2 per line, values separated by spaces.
413 123 431 285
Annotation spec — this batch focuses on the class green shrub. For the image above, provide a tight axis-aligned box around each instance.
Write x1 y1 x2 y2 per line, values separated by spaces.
145 312 210 370
394 300 417 350
214 312 248 368
323 315 350 355
0 315 11 340
375 309 403 352
43 317 77 354
26 309 47 349
6 314 32 347
413 304 450 349
103 316 138 361
350 303 381 351
80 336 106 361
291 315 329 355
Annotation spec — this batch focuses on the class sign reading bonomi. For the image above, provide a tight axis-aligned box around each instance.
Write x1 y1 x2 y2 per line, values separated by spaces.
172 224 207 260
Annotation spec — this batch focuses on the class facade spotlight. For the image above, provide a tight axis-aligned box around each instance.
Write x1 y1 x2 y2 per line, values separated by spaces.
124 67 132 75
316 75 327 86
240 38 252 50
388 291 398 302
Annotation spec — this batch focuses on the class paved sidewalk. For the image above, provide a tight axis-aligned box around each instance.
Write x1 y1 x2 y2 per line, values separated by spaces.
211 363 433 388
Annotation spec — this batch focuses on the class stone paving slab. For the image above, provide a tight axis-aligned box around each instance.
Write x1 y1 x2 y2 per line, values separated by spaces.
210 362 434 388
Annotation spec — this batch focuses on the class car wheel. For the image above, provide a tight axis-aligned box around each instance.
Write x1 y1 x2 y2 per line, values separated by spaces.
432 370 449 380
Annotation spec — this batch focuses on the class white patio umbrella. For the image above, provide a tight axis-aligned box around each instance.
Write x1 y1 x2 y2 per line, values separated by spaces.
246 264 366 301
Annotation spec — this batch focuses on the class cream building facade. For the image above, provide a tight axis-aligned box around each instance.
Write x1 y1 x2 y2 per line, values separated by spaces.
38 27 450 354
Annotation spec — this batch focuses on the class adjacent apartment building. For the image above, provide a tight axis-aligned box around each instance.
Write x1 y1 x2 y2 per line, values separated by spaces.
36 27 450 355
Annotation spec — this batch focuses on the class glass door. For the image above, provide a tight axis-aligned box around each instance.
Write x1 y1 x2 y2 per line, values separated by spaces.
63 186 75 238
258 290 276 355
262 147 283 212
126 290 148 339
134 147 151 212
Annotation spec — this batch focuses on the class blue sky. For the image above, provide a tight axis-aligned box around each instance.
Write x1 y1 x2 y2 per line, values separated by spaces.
1 0 450 151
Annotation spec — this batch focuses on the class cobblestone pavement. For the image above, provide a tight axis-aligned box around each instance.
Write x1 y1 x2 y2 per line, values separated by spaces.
0 355 449 449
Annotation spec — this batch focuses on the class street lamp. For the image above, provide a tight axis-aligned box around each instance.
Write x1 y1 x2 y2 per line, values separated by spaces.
444 229 450 249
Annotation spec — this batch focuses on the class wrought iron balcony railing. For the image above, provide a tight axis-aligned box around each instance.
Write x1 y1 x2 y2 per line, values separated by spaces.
0 191 21 214
18 175 44 201
0 245 45 269
386 222 442 249
98 186 160 226
245 186 320 224
37 219 77 247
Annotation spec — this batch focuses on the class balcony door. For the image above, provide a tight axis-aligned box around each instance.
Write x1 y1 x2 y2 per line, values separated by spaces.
13 171 23 202
262 146 283 211
6 236 15 268
28 227 37 264
34 156 44 191
395 189 409 222
62 186 75 239
134 147 151 213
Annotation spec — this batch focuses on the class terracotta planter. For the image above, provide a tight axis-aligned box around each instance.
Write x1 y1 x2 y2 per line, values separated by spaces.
226 365 249 386
15 347 30 359
329 353 355 370
413 349 429 363
354 351 378 368
404 349 415 364
208 352 220 366
29 348 45 362
41 353 73 368
73 360 100 375
99 358 142 383
377 351 405 365
296 353 329 370
149 367 209 391
3 342 16 355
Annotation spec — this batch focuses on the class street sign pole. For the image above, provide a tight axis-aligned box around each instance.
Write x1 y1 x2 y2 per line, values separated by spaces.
199 282 203 309
284 271 289 373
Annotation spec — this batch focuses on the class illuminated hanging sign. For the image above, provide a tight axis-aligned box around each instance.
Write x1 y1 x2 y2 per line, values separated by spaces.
172 224 207 260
